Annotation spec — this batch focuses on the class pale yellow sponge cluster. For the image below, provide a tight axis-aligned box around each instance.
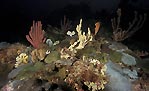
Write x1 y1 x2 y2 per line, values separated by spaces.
15 53 28 68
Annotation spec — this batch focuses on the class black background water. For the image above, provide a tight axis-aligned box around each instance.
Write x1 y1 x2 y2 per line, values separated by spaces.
0 0 149 51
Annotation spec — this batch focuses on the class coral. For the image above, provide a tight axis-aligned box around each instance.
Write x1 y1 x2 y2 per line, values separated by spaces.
60 15 72 33
15 53 28 68
26 21 46 49
68 19 93 52
60 47 76 59
46 38 60 47
94 22 100 36
45 25 65 41
65 58 107 91
2 11 147 91
31 44 49 62
31 49 47 62
66 30 75 37
111 8 147 41
133 50 149 57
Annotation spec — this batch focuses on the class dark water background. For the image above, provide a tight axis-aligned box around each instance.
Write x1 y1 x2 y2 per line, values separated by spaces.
0 0 149 51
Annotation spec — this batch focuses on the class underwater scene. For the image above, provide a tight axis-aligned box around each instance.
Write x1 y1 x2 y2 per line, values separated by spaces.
0 0 149 91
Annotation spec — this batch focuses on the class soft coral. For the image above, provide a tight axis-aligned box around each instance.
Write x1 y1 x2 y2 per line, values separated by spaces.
26 21 46 49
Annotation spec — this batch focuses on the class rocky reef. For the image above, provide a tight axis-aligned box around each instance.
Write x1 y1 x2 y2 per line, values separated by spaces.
0 12 148 91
